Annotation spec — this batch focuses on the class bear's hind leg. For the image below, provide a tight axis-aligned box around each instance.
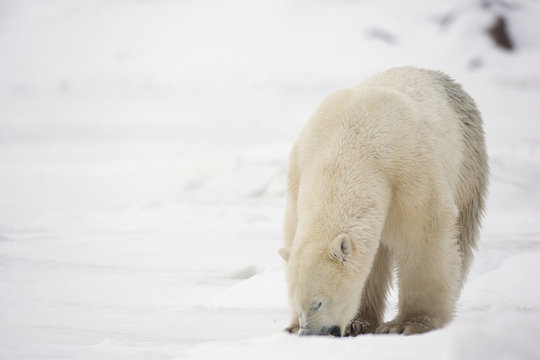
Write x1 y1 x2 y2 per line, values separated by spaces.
345 245 392 336
377 206 461 335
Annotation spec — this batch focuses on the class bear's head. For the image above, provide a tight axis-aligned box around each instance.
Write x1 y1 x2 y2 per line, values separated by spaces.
280 233 369 337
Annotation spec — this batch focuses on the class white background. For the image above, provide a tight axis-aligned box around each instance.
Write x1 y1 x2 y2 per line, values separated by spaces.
1 0 539 359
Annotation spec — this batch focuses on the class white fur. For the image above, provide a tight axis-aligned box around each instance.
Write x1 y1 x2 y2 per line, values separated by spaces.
280 67 488 336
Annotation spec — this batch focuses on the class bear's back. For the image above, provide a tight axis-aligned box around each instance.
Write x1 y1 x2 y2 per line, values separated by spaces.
295 67 467 203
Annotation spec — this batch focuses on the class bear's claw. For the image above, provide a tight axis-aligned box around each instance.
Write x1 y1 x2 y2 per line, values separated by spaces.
344 318 375 336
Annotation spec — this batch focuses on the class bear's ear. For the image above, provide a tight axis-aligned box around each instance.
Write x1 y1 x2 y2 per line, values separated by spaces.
278 248 290 261
329 234 352 262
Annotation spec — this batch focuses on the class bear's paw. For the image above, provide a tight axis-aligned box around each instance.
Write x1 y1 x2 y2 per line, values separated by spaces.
285 322 299 334
344 317 377 336
376 318 434 335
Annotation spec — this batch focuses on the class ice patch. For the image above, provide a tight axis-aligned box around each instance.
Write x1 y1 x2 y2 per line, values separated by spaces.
228 265 259 280
206 265 288 309
462 251 540 310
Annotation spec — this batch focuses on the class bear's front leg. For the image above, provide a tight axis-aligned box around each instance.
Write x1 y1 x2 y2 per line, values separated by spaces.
344 245 392 336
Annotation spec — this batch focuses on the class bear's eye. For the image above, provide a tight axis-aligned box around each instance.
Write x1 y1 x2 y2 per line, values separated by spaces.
311 302 322 312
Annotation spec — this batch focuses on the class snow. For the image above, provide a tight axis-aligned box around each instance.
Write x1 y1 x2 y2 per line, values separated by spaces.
1 0 540 359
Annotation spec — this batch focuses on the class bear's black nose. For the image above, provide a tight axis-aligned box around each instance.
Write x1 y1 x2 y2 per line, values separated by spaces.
329 325 341 337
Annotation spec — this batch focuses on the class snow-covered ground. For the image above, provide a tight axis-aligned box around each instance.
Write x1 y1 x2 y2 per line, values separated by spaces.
1 0 540 359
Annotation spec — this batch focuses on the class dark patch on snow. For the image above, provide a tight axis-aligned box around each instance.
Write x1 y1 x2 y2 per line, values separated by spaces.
487 16 514 51
365 28 397 45
468 57 484 70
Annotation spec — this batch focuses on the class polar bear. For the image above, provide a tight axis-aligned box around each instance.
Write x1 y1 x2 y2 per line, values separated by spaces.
279 67 488 336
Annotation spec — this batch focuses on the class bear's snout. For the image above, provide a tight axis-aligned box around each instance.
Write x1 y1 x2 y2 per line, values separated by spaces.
299 325 341 337
325 325 342 337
